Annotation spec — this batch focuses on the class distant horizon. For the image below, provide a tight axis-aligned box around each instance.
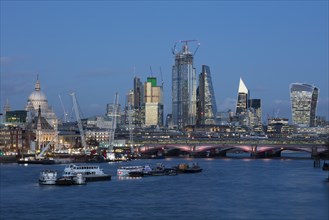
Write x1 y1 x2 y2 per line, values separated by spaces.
1 1 328 122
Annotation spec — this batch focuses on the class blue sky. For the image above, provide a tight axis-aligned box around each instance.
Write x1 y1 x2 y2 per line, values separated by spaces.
1 1 328 122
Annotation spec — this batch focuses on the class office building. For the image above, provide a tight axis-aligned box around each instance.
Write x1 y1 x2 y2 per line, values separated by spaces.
133 77 144 126
197 65 217 125
236 78 249 115
248 99 262 126
290 83 318 127
172 41 197 129
144 77 163 127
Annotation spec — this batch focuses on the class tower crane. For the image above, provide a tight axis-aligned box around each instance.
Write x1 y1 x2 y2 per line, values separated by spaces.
159 67 164 105
36 132 59 159
58 94 68 123
70 92 87 152
172 39 200 55
128 101 134 154
109 93 119 150
159 67 164 88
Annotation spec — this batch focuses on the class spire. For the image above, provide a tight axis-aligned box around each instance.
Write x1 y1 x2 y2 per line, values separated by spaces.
37 105 42 131
238 77 248 94
35 74 40 91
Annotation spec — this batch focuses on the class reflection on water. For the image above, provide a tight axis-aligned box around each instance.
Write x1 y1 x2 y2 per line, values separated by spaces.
1 158 328 220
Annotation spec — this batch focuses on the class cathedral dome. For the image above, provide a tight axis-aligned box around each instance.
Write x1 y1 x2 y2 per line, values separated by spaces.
27 77 48 107
26 76 50 110
28 90 47 102
25 75 58 129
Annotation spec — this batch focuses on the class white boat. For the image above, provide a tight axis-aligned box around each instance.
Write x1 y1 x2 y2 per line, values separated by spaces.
39 170 57 185
117 166 144 177
73 173 86 185
62 164 111 181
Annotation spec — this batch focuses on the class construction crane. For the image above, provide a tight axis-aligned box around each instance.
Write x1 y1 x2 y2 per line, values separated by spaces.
172 39 200 55
159 67 164 107
58 94 68 123
36 132 59 159
159 67 164 88
128 102 134 154
70 92 87 152
150 66 153 77
109 92 119 150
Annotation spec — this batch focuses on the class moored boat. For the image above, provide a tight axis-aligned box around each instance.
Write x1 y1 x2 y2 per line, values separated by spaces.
55 173 86 186
117 166 144 177
18 156 56 165
39 170 57 185
117 164 178 177
143 163 177 176
62 164 111 181
175 163 202 173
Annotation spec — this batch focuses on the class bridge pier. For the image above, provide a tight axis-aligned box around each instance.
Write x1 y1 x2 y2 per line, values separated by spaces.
250 145 282 158
311 146 318 159
250 145 258 158
313 159 321 168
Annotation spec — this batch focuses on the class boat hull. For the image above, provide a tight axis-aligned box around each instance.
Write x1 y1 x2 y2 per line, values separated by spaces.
85 175 111 182
55 177 75 186
18 159 56 165
39 180 56 185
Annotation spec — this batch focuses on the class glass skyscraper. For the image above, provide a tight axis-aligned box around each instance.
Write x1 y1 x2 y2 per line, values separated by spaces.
248 99 262 126
197 65 217 125
290 83 319 127
133 77 144 126
172 42 197 129
236 78 249 115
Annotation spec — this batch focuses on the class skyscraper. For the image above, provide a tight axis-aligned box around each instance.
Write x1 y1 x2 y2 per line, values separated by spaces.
248 99 262 126
133 77 144 126
236 77 249 115
197 65 217 125
172 41 197 129
290 83 319 127
144 77 163 127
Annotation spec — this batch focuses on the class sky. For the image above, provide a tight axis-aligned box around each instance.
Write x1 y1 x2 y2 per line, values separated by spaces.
1 0 328 123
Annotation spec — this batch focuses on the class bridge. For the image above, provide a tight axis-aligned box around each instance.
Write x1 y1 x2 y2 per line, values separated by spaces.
131 138 329 158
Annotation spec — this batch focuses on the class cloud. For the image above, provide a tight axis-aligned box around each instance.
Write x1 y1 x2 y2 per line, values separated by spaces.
0 56 13 65
1 80 31 97
1 71 36 99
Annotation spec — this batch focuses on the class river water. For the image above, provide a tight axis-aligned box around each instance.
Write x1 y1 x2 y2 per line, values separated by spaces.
1 157 328 220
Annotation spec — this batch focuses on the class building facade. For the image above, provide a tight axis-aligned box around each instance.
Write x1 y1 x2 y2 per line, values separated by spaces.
197 65 217 125
248 99 262 127
133 77 144 126
236 77 249 115
144 77 164 127
290 83 319 127
25 76 58 129
172 42 197 129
